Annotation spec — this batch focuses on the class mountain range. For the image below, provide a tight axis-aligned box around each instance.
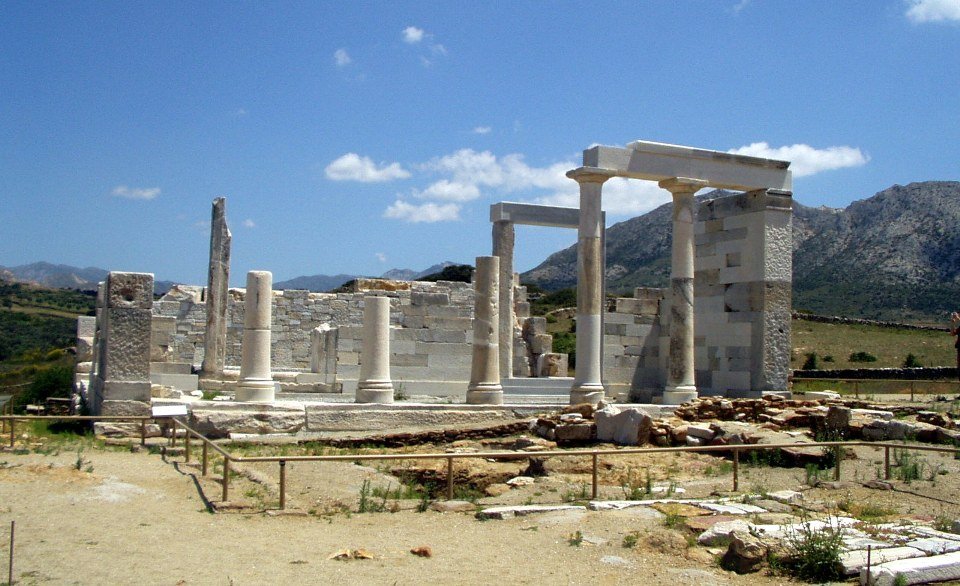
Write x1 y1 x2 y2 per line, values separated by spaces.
0 261 459 295
521 181 960 322
5 181 960 320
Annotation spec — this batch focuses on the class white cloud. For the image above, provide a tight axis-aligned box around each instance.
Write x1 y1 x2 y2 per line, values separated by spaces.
473 126 492 135
233 108 248 117
334 48 352 67
430 44 447 56
325 153 411 182
111 185 160 200
403 26 425 44
384 200 460 223
242 219 255 228
533 177 671 217
375 252 387 263
727 142 869 177
732 0 750 13
906 0 960 23
415 179 481 202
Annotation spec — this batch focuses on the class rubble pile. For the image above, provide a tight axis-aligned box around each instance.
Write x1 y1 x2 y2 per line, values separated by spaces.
531 396 960 451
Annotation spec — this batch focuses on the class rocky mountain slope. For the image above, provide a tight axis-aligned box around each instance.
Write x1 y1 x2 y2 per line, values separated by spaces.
521 181 960 321
0 262 174 295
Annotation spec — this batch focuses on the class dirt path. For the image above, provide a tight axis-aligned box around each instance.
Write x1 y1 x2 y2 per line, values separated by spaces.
0 445 800 586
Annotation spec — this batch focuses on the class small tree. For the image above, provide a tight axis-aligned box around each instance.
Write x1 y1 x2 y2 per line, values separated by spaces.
802 352 819 370
902 353 923 368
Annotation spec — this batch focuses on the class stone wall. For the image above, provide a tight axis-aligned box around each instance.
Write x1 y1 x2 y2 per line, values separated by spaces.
152 280 478 394
626 189 793 400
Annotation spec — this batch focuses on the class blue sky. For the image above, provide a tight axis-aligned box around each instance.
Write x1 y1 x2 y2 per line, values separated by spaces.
2 1 958 286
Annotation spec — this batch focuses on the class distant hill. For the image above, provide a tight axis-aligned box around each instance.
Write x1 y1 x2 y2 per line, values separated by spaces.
380 261 457 282
521 181 960 322
273 261 461 292
0 262 174 295
273 273 360 292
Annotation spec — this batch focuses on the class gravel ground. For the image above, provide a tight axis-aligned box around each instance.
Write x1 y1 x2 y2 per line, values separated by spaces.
0 441 809 586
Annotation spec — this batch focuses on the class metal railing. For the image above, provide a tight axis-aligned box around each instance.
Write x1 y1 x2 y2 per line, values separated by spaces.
792 377 960 400
5 414 960 512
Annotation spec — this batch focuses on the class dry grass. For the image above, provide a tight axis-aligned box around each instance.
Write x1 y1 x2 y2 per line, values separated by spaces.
791 319 954 369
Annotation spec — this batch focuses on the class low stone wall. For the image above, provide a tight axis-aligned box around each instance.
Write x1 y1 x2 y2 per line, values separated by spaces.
793 367 958 380
793 312 949 332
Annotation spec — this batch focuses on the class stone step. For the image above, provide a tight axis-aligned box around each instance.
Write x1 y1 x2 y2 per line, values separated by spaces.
502 377 573 395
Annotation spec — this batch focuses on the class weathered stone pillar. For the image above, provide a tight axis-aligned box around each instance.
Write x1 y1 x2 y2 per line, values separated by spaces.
492 220 515 379
201 197 231 377
567 168 612 405
659 177 707 404
467 256 503 404
92 272 154 416
236 271 275 402
356 296 394 403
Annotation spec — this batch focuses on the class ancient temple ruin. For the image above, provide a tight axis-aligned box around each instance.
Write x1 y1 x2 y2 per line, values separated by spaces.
78 139 794 412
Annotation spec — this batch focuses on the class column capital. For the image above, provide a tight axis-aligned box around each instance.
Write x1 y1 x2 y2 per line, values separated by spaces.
658 177 708 195
566 166 616 184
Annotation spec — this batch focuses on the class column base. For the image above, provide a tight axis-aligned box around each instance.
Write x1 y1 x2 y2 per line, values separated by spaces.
235 379 277 402
661 387 697 405
570 385 604 406
466 386 504 405
356 382 394 404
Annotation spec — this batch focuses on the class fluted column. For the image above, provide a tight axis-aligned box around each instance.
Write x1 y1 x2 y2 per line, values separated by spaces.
467 256 503 404
492 220 515 379
236 271 275 402
659 178 707 404
567 168 612 405
356 296 394 403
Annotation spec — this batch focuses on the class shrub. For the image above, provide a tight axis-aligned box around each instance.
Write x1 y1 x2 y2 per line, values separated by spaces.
849 351 878 363
781 519 844 582
903 353 923 368
802 353 819 370
14 365 74 410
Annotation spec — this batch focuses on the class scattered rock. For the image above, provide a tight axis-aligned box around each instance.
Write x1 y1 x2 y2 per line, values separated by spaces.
328 549 374 561
506 476 535 487
410 545 432 558
484 484 511 497
599 555 633 567
429 500 476 513
864 479 894 491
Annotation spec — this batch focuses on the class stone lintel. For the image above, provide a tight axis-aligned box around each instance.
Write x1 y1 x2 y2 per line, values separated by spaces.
699 189 794 221
489 202 584 229
584 144 792 192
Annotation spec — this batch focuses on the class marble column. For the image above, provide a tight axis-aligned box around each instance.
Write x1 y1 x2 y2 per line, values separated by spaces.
659 178 708 404
356 296 394 403
201 197 231 378
467 256 503 405
492 220 515 379
236 271 275 402
567 168 612 405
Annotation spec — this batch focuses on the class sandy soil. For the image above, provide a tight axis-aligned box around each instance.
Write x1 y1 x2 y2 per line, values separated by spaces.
0 439 812 586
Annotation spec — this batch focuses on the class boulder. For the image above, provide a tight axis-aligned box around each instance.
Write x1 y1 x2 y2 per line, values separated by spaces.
601 407 653 446
826 405 851 436
554 423 593 443
721 530 768 573
697 519 752 546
